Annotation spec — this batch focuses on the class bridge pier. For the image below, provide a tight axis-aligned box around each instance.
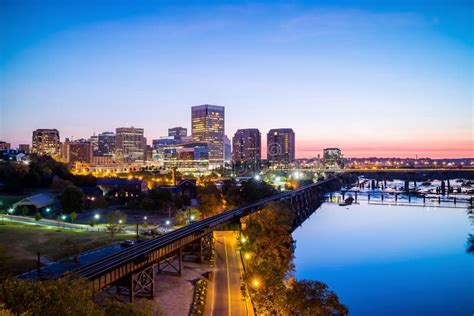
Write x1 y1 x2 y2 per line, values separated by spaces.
129 264 155 303
157 248 183 276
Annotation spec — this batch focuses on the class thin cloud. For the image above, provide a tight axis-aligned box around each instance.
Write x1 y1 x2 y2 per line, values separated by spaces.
269 8 431 42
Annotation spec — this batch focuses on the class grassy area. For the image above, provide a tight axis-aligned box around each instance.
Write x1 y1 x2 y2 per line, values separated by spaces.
0 221 130 275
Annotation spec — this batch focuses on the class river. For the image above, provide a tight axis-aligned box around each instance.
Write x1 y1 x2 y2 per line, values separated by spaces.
293 202 474 315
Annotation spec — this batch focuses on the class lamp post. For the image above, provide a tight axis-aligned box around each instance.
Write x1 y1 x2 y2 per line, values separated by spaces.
8 208 14 221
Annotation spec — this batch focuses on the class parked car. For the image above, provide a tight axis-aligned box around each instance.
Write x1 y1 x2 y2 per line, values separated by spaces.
120 240 134 248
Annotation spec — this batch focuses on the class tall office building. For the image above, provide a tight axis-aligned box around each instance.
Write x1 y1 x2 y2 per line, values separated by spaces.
61 138 93 164
191 104 225 167
168 127 187 143
267 128 295 164
97 132 116 156
223 135 232 162
115 127 146 162
32 129 60 157
88 134 99 155
232 129 261 163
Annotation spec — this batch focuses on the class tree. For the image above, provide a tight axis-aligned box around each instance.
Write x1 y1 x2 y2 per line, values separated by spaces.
242 202 295 313
61 186 83 214
139 197 155 210
286 279 348 316
0 277 158 316
70 211 77 223
106 210 127 241
90 196 109 210
0 278 101 316
34 212 42 222
197 183 224 217
241 202 347 315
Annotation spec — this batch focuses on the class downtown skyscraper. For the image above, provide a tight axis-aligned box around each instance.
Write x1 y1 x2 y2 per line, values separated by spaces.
232 128 261 163
115 127 146 162
32 129 60 157
191 104 225 167
267 128 295 164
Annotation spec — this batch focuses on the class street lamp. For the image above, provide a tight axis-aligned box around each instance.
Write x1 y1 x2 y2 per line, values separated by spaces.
45 207 51 213
254 174 261 181
252 279 260 289
118 219 123 224
240 236 247 244
165 220 170 226
143 216 147 221
8 208 14 221
190 214 195 221
94 214 100 220
244 253 251 260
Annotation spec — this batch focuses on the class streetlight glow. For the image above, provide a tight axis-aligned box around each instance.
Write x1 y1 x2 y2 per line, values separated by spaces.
118 219 123 224
252 279 260 288
144 216 147 220
254 174 261 181
244 253 251 260
61 215 66 220
190 215 195 221
165 220 170 226
241 236 247 244
94 214 100 220
45 207 51 213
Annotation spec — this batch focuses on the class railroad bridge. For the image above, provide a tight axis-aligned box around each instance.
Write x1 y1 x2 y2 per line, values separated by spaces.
69 177 343 302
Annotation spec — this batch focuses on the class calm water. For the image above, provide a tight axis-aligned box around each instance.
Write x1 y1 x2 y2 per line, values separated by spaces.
293 203 474 316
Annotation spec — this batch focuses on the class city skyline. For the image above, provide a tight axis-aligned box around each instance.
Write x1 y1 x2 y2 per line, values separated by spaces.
1 1 472 159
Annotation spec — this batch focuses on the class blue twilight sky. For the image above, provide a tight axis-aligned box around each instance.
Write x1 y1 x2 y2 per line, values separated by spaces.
0 0 472 158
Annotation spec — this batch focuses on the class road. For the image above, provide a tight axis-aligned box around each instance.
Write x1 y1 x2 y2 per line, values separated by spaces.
209 231 254 316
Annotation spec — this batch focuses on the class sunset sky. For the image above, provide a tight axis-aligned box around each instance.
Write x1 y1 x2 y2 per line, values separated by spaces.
1 0 472 158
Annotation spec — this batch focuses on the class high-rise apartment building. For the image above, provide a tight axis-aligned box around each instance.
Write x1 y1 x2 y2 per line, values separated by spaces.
32 129 60 157
232 129 261 163
168 127 187 143
191 104 225 167
267 128 295 164
115 127 146 162
97 132 116 156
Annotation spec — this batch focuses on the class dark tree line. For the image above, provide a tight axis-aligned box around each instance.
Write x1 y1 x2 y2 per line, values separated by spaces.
0 155 95 194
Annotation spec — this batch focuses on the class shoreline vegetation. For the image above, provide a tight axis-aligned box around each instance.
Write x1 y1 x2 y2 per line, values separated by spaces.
241 202 348 315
